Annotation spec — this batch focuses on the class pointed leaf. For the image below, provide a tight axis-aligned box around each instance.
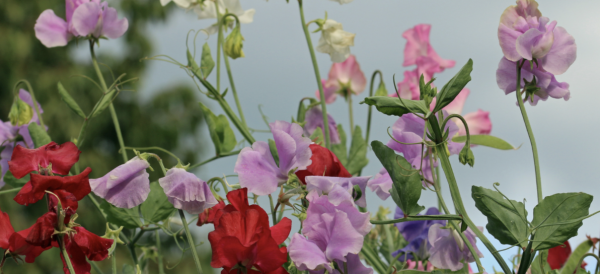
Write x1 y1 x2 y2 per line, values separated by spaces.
201 42 215 78
216 114 236 153
92 89 117 118
372 141 424 215
57 82 85 118
331 124 347 166
3 170 28 187
187 49 202 77
362 97 429 117
345 126 368 175
471 186 529 247
100 201 142 229
141 182 175 224
374 81 388 97
268 139 280 168
452 135 517 150
531 192 593 250
433 59 473 113
560 239 594 274
28 123 51 148
199 103 222 154
530 250 550 274
309 127 324 146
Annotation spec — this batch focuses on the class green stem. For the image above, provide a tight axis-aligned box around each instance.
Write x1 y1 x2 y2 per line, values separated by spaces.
91 261 104 274
188 149 241 170
365 70 383 144
215 6 223 94
268 194 277 224
370 214 463 224
127 242 138 265
90 40 128 163
59 236 77 274
0 188 20 195
515 61 542 203
112 255 117 274
297 0 331 149
360 245 387 274
178 210 204 274
156 231 165 274
347 93 354 136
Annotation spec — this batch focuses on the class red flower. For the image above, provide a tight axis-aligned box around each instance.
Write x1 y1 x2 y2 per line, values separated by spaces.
8 141 81 179
197 198 226 227
14 167 92 212
208 188 291 274
295 144 351 184
548 241 587 270
59 227 114 274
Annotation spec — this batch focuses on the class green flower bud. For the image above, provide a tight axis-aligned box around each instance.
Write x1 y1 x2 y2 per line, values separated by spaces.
8 98 33 126
459 145 475 167
224 25 245 59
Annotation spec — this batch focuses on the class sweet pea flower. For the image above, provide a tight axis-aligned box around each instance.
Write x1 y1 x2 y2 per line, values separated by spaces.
428 223 484 271
296 144 351 184
436 89 492 136
496 57 570 105
392 207 445 262
234 120 312 196
315 79 340 104
8 141 81 179
304 107 340 144
367 168 392 200
90 157 150 208
34 0 129 48
196 198 226 227
289 191 372 273
403 24 455 71
158 168 218 214
498 0 576 75
321 55 367 102
305 176 370 207
316 19 355 63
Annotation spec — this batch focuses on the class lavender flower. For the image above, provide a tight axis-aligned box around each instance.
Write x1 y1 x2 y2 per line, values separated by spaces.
288 191 372 273
90 157 150 208
304 107 341 144
234 120 312 195
428 224 484 271
367 168 392 200
158 168 218 214
392 207 445 262
305 175 370 207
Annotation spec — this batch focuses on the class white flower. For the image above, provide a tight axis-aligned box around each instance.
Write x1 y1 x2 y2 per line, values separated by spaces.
316 19 355 63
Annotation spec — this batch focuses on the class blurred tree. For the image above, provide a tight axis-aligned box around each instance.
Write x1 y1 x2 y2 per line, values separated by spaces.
0 0 210 273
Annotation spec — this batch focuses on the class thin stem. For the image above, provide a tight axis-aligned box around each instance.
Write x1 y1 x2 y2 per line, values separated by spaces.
515 61 542 202
156 231 165 274
127 242 138 265
91 261 104 274
188 149 241 170
298 0 331 149
112 255 117 274
90 40 128 163
269 194 277 224
360 245 387 274
0 188 20 195
59 236 77 274
370 214 463 224
178 210 204 274
122 146 182 165
366 70 383 144
347 93 354 136
215 5 223 93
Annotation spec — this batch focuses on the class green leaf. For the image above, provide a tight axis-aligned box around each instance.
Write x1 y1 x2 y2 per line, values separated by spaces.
122 264 138 274
559 236 594 274
199 102 237 154
471 186 529 247
531 192 593 250
92 89 117 118
28 123 51 148
140 182 175 224
187 49 201 77
57 82 85 118
201 42 215 78
345 126 368 175
331 124 347 166
3 170 28 187
372 141 424 215
374 81 388 97
452 135 517 150
8 98 33 126
100 201 142 229
309 127 324 146
433 59 473 113
362 96 429 117
268 139 280 167
530 250 550 274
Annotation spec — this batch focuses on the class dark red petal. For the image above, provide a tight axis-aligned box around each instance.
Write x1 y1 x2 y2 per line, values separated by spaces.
49 190 79 215
61 237 91 274
265 267 289 274
197 199 226 227
8 142 81 178
13 181 35 206
0 210 15 250
25 212 57 248
296 144 351 184
226 188 250 213
14 168 91 207
548 241 571 270
253 232 289 273
270 217 291 246
8 228 50 263
213 236 254 270
73 227 113 261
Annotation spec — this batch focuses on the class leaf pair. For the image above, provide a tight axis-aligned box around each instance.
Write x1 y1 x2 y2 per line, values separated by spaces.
330 124 368 175
199 102 237 155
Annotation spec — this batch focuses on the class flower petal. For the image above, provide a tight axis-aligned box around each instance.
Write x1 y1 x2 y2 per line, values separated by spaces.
539 26 577 75
34 10 68 48
72 2 101 37
289 233 331 272
101 6 128 39
234 142 280 196
460 110 492 136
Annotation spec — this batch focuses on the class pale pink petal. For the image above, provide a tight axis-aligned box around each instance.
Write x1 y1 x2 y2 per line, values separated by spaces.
391 70 419 100
34 10 69 48
498 23 523 62
402 24 431 67
459 110 492 136
316 79 338 104
515 27 543 60
101 6 128 39
72 2 101 37
442 88 470 115
539 26 577 75
327 55 366 95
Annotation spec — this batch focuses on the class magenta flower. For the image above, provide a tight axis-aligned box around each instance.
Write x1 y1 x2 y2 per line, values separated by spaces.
90 157 150 208
402 24 455 71
428 223 484 271
288 191 371 273
496 57 570 105
317 55 366 104
303 107 340 144
158 168 218 214
367 168 392 200
437 89 492 136
34 0 129 48
498 0 576 75
305 176 370 207
234 121 312 196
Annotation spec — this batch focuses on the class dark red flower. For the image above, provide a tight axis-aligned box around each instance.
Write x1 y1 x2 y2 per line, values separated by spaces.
59 227 114 274
8 141 81 179
208 188 291 274
14 167 92 211
547 241 587 270
0 209 51 264
0 210 14 250
295 144 351 184
197 198 226 227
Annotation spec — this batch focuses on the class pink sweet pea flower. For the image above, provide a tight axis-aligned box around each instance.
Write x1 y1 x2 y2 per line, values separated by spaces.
34 0 129 48
439 89 492 136
317 55 366 103
402 24 455 71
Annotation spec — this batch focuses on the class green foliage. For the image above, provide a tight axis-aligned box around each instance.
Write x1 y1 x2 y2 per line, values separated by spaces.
331 124 347 166
309 126 324 145
91 88 117 118
3 170 28 187
199 102 237 155
374 80 388 97
8 98 33 126
472 186 529 248
201 42 215 78
452 135 517 150
100 201 143 229
531 192 592 250
560 239 593 274
372 141 424 216
362 96 429 117
433 59 473 113
530 250 550 274
141 182 175 224
28 122 51 148
345 126 368 175
57 82 85 118
187 49 202 77
269 139 280 167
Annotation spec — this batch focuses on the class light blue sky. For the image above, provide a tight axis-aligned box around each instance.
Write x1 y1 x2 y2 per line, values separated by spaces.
83 0 600 272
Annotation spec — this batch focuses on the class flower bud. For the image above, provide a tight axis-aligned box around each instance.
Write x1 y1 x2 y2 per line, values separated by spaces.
8 98 33 126
458 145 475 167
224 25 245 59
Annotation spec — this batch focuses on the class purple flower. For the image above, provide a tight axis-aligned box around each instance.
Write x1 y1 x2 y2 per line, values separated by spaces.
90 157 150 208
305 176 370 207
496 57 570 105
304 107 341 144
428 224 484 271
289 191 372 273
392 207 445 262
498 0 576 75
234 120 312 196
367 168 392 200
34 0 129 48
158 168 218 214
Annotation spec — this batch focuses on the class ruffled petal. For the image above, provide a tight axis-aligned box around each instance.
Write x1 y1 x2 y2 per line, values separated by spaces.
234 142 280 196
289 233 331 272
460 110 492 136
539 26 577 75
34 10 69 48
71 2 101 37
101 6 128 39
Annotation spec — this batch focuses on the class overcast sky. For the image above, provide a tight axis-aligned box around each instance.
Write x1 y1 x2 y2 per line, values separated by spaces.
81 0 600 271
